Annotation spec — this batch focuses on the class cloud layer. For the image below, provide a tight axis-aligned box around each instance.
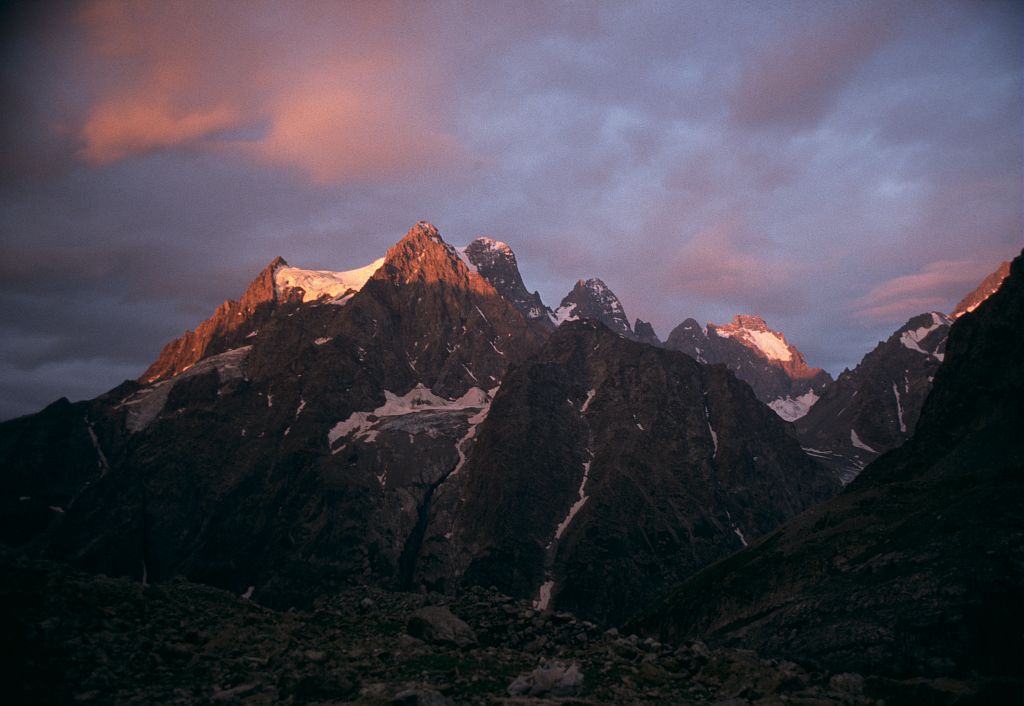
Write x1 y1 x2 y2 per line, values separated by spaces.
0 0 1020 417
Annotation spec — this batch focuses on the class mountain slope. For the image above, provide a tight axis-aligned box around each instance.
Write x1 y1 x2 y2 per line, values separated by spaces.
1 222 550 606
632 250 1024 683
796 312 950 482
665 315 832 415
417 320 837 624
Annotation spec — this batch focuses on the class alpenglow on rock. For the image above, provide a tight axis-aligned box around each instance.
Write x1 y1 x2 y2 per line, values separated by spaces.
665 314 831 418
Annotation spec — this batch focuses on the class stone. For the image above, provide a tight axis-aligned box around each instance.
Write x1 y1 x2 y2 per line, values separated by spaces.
406 606 477 647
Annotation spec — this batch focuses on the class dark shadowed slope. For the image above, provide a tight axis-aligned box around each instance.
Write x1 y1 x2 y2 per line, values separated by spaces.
632 251 1024 684
418 320 837 624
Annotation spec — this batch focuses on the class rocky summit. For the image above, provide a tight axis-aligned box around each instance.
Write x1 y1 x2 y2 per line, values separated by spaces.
665 314 832 419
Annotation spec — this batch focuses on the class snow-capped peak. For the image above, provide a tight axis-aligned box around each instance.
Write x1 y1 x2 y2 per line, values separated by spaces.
712 315 793 362
552 277 631 334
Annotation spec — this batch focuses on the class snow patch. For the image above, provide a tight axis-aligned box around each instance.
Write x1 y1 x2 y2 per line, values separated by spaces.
768 389 820 421
454 247 478 273
580 389 597 413
850 429 878 453
553 457 592 541
892 382 906 433
328 384 490 451
274 257 384 304
241 586 255 600
900 313 947 358
704 404 718 458
552 305 578 325
715 326 792 361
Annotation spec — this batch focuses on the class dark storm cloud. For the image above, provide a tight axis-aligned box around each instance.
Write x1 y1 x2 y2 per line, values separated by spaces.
0 0 1020 419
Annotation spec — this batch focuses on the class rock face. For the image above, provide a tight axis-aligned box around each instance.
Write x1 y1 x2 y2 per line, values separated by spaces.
632 250 1024 682
460 237 553 328
633 319 661 346
553 278 633 337
140 257 293 383
418 320 837 624
796 312 950 483
665 315 832 416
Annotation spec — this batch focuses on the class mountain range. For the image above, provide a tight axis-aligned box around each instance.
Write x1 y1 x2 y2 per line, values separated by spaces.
0 221 1017 704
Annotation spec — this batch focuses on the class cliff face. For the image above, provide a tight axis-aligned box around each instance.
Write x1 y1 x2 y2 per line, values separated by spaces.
419 320 837 624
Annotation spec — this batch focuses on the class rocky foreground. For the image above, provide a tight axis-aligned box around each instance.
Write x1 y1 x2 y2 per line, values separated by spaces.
6 549 995 706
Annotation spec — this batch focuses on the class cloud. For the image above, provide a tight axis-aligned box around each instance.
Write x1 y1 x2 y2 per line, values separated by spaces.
664 216 804 312
729 4 896 130
79 98 240 164
853 259 995 322
71 1 465 181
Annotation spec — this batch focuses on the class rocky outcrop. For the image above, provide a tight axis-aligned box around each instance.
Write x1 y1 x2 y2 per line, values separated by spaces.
461 237 553 328
633 318 661 346
796 312 950 482
665 315 832 414
140 256 292 383
632 250 1024 683
418 320 837 624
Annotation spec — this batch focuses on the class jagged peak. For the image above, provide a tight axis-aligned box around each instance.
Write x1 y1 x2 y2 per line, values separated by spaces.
378 221 479 287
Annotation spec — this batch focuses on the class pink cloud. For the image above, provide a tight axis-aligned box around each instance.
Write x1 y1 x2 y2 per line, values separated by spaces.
79 98 240 164
853 259 994 321
72 1 465 181
665 217 804 308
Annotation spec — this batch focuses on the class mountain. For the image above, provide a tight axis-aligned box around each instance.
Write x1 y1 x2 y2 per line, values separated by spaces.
632 250 1024 694
457 237 554 328
793 260 1011 483
1 222 550 605
0 221 840 621
952 259 1011 319
553 278 633 337
414 320 837 624
796 312 950 482
665 315 832 417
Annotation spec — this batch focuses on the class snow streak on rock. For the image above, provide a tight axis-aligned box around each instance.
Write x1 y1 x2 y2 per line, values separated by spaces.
850 429 878 453
892 382 907 433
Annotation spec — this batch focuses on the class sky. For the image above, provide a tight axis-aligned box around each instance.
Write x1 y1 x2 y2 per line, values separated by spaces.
1 0 1021 420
